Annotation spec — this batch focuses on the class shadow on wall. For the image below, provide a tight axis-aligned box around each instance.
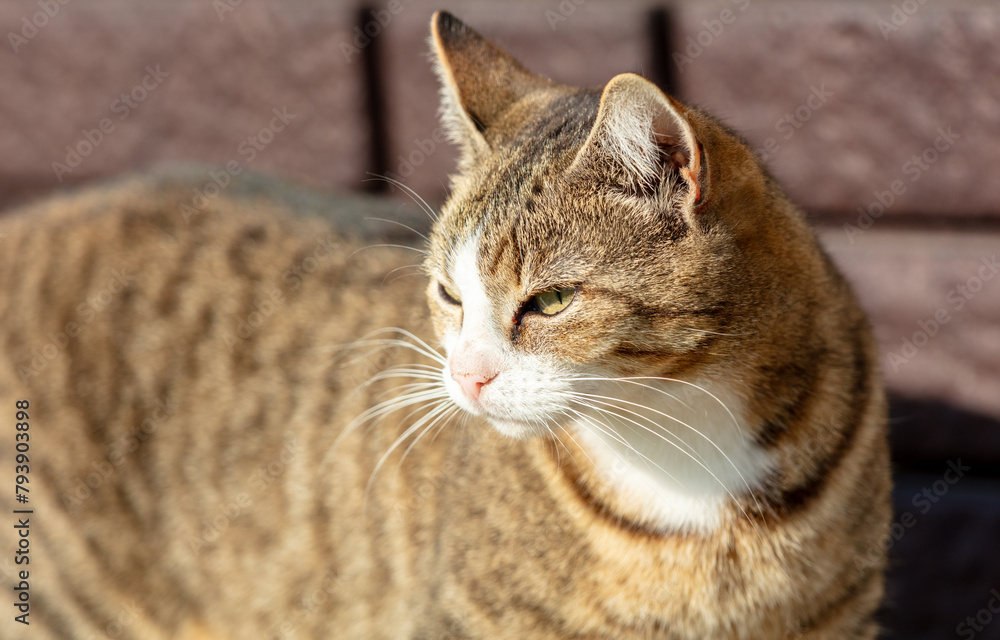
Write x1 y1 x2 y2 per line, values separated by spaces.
888 394 1000 471
881 394 1000 640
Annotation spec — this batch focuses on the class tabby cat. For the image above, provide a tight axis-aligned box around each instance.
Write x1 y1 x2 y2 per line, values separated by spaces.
0 11 890 639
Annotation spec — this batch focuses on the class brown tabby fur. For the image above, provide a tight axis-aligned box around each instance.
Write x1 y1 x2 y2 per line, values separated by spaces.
0 12 890 640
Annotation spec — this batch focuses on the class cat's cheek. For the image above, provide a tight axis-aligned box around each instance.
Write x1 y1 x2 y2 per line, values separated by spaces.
437 318 461 355
514 316 623 365
426 299 462 350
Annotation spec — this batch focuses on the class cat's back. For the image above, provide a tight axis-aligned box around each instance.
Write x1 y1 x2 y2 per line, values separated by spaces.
0 171 437 638
0 170 429 421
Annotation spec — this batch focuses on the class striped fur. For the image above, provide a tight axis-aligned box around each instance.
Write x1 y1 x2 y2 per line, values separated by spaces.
0 12 890 640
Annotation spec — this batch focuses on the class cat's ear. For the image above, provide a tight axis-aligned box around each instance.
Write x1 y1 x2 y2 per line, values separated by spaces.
430 11 551 163
570 73 704 207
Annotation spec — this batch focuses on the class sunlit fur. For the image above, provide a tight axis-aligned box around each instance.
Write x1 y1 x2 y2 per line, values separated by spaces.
0 12 891 640
421 10 891 638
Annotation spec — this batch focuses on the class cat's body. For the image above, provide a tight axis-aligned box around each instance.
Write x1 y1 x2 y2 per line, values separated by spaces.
0 173 445 639
0 13 890 639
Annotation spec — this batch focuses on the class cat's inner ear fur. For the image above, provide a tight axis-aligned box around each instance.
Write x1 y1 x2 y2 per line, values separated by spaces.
571 73 703 205
430 11 552 164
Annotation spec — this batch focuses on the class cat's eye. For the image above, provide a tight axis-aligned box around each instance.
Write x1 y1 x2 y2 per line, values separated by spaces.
438 282 461 305
532 287 575 316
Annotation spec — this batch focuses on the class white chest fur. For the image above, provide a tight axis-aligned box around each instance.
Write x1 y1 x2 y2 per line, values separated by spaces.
567 377 774 534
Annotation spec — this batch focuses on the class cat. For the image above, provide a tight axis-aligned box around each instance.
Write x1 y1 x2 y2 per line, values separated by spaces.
0 10 891 640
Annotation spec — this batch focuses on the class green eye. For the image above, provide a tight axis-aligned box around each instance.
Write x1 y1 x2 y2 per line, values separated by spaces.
533 287 575 316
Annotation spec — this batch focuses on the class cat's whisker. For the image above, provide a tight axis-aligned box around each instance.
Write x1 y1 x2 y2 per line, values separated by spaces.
570 395 736 493
562 374 695 414
679 327 749 337
365 362 442 374
368 377 443 392
364 173 440 223
393 404 461 480
349 244 427 260
382 264 430 287
540 416 570 470
337 328 448 365
565 391 706 464
566 390 758 496
366 369 443 387
311 337 446 379
340 391 446 450
571 376 741 434
323 325 455 502
364 403 449 503
551 414 599 477
570 376 766 522
365 387 449 421
365 328 448 365
427 406 461 446
570 390 766 529
324 385 449 467
366 399 457 501
566 403 691 487
549 427 563 469
564 407 633 452
566 396 765 539
337 345 444 370
371 381 442 400
364 216 430 242
565 407 686 490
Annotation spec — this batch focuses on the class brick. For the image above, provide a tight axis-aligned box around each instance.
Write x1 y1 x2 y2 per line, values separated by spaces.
0 0 367 209
379 1 655 206
819 227 1000 463
670 2 1000 219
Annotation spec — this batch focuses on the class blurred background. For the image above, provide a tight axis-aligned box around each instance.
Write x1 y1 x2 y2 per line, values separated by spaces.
2 0 998 636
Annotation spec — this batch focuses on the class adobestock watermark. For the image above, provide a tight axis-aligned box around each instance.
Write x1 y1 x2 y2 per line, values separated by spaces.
260 570 348 640
281 233 339 292
187 436 301 553
51 65 170 183
340 0 413 63
213 0 248 21
344 344 397 389
876 0 931 41
222 233 339 353
16 267 135 385
957 587 1000 639
886 254 998 372
60 397 178 512
223 287 286 353
544 0 587 31
385 126 448 183
75 599 144 640
756 84 834 162
672 0 751 74
180 106 296 224
7 0 73 54
391 453 459 523
855 459 970 575
389 428 497 524
844 125 960 243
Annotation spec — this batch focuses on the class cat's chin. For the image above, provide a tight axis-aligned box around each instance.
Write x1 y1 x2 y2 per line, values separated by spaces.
486 418 550 440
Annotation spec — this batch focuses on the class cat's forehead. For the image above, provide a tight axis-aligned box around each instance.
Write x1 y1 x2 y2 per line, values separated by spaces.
430 87 687 286
436 188 664 301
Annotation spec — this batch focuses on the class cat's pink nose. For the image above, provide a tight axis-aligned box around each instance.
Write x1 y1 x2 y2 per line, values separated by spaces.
451 370 496 402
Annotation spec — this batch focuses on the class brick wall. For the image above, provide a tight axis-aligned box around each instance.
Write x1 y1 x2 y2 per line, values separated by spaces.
3 1 998 636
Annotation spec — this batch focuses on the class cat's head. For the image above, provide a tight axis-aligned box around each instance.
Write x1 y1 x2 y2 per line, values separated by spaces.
424 12 801 440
